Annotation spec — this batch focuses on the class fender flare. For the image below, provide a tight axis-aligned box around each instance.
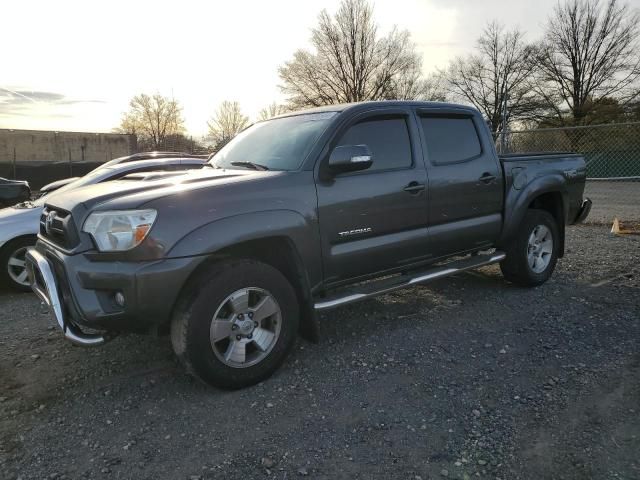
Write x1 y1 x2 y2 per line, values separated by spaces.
167 210 323 342
499 174 568 249
167 209 318 262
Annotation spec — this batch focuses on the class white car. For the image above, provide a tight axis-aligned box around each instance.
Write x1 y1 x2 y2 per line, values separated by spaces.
0 156 205 290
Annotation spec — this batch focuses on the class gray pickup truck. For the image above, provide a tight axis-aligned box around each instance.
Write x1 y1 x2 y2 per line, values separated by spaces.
26 101 591 389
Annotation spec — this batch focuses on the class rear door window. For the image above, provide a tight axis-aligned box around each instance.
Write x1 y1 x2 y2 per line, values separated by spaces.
420 116 482 165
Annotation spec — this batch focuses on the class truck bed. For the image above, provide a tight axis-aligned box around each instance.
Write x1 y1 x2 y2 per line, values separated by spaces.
499 152 588 228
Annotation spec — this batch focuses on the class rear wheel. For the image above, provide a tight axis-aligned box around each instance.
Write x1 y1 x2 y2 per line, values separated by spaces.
0 237 37 292
500 209 559 287
171 259 299 389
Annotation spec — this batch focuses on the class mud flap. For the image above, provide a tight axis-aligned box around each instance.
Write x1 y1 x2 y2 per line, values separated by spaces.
299 303 320 343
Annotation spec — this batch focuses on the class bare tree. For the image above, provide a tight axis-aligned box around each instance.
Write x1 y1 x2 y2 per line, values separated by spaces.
537 0 640 125
207 101 249 150
444 22 541 135
258 102 290 121
392 69 448 102
278 0 434 108
117 94 185 149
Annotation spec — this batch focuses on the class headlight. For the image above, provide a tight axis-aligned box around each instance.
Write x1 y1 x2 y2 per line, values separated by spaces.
82 209 157 252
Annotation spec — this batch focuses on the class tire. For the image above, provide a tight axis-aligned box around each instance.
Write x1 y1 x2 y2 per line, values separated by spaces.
0 236 37 292
500 209 559 287
171 258 299 389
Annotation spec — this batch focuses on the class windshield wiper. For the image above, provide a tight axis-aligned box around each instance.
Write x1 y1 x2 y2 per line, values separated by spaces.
230 161 270 171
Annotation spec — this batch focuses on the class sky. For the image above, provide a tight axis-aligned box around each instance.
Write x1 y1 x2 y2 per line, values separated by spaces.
0 0 607 137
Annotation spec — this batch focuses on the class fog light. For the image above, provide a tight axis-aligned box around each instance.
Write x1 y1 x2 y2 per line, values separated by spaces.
114 292 125 307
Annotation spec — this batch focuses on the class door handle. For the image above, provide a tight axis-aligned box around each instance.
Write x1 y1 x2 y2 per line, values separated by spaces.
479 173 496 184
403 182 425 194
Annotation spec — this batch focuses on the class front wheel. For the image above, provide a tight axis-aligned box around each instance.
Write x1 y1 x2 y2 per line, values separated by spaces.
500 209 559 287
171 259 299 389
0 237 37 292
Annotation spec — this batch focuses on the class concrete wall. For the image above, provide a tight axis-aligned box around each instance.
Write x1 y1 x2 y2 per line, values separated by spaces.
0 129 136 189
0 129 136 164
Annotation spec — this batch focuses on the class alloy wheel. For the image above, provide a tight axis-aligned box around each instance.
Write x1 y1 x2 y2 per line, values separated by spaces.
527 224 553 273
7 246 30 287
209 287 282 368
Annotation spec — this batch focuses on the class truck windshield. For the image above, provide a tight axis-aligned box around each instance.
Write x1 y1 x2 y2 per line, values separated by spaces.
210 111 337 171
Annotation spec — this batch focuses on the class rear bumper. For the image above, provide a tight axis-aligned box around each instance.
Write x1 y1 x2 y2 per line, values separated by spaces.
26 240 203 345
573 198 592 224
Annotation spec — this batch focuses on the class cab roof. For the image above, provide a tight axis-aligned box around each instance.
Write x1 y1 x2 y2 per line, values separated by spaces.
271 100 478 120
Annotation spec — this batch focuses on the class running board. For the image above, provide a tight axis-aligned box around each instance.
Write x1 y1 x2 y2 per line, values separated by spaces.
314 251 506 311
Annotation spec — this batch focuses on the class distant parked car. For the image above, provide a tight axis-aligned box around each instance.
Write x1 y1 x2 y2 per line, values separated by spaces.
36 151 206 197
0 156 206 291
0 178 31 208
101 151 208 168
38 177 80 197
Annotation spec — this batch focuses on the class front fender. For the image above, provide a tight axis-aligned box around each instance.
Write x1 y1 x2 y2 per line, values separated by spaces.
166 209 322 289
0 208 41 249
499 173 568 245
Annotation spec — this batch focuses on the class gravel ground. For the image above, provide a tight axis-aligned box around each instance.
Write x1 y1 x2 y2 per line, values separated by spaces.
584 181 640 223
1 225 639 480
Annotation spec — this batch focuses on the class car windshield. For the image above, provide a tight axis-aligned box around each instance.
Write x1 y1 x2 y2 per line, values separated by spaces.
210 112 337 171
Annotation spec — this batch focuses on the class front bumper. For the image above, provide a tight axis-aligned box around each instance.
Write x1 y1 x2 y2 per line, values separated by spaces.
26 240 203 346
26 248 110 346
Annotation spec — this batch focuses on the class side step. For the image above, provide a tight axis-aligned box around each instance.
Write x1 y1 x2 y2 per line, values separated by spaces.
314 251 506 311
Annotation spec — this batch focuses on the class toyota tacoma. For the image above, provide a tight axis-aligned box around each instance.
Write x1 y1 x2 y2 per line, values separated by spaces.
26 101 591 389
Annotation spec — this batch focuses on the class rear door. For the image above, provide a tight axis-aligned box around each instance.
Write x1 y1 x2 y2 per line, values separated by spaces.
316 107 429 284
417 111 503 257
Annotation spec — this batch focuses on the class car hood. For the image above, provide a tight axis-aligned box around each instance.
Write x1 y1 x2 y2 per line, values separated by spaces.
40 177 79 193
0 203 43 223
44 168 276 215
0 203 43 245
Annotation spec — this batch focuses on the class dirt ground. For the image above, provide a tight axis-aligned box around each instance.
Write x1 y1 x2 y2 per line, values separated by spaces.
0 225 638 480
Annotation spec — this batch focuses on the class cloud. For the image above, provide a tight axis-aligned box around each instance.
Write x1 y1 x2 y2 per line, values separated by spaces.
0 89 64 104
0 87 105 116
0 87 104 110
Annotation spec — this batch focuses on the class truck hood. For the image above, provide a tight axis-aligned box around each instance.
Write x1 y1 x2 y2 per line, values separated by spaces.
44 167 272 214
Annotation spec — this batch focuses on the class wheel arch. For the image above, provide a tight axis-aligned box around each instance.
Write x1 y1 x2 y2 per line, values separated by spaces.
171 235 320 343
0 233 38 254
499 174 568 257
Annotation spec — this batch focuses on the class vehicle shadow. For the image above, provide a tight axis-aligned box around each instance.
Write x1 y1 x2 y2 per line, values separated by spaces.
316 266 510 344
0 284 30 297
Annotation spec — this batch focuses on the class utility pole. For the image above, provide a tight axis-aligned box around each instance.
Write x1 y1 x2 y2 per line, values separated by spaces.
500 92 509 153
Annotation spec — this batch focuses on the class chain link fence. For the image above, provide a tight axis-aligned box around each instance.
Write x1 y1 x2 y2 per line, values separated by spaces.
500 122 640 223
132 135 211 156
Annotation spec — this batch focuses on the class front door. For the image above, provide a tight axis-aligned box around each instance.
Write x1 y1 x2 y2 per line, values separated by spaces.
316 109 429 285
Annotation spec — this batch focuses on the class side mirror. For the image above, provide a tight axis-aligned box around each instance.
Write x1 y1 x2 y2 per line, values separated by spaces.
328 145 373 175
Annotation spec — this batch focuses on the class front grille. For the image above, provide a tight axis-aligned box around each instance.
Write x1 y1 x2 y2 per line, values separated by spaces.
40 207 80 249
